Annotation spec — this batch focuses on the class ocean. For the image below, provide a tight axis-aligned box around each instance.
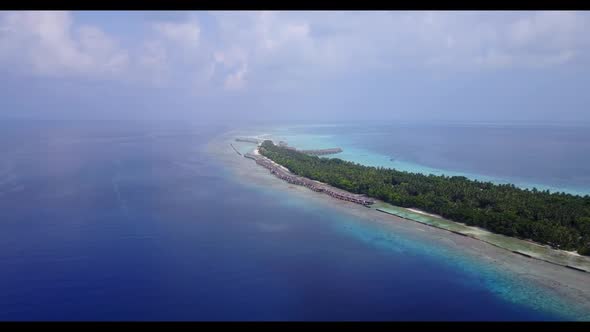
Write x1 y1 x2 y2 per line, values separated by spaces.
0 120 587 320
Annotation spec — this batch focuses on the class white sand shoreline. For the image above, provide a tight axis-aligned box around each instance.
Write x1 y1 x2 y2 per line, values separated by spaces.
406 208 442 218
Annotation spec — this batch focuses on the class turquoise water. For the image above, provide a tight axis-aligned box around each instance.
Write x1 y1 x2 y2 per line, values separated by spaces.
233 176 589 320
262 124 590 196
331 216 589 320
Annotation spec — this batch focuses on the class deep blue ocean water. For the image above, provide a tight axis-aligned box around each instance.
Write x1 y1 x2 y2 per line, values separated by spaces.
0 120 584 320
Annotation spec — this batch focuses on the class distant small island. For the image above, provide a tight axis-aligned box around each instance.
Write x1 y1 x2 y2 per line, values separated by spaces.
256 140 590 257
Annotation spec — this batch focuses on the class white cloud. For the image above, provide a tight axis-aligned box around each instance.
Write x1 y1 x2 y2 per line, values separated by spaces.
508 11 585 50
132 17 204 88
208 11 321 91
224 63 248 90
1 11 589 92
234 11 589 72
78 25 129 75
153 19 200 46
0 11 128 78
137 40 169 86
254 11 311 53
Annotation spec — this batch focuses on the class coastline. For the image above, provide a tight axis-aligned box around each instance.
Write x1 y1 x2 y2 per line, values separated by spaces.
252 137 590 273
206 130 590 320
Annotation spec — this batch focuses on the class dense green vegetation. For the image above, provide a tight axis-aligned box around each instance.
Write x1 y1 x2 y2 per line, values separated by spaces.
259 140 590 255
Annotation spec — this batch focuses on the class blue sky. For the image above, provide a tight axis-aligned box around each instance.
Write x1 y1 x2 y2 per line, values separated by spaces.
0 11 589 124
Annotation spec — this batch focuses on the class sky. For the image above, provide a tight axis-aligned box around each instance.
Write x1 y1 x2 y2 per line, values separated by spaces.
0 11 589 125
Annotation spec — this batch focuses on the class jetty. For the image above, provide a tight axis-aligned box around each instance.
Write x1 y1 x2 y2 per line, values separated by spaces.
244 152 258 161
235 137 261 144
245 151 373 206
230 144 242 156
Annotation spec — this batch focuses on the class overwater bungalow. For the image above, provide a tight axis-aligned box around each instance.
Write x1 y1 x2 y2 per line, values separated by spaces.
298 147 343 156
249 153 374 206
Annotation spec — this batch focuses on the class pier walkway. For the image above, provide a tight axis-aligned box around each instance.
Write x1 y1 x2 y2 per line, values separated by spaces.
230 144 242 156
235 138 261 144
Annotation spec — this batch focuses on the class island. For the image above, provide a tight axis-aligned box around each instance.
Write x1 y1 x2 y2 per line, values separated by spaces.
252 140 590 258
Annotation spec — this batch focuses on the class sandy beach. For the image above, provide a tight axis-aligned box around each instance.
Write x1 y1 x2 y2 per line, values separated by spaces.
406 208 442 218
207 130 590 319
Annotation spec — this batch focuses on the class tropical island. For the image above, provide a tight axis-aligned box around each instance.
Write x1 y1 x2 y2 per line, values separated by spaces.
256 140 590 257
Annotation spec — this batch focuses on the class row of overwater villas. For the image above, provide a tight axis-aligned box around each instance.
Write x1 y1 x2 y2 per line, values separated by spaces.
297 148 343 156
253 156 374 206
